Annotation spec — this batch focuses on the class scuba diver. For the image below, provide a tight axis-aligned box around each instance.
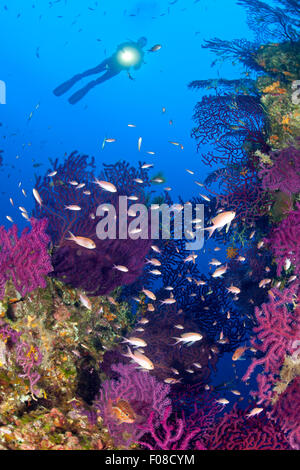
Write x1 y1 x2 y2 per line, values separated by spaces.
53 37 147 104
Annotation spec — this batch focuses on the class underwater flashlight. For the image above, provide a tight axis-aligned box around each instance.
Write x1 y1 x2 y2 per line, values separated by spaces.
116 46 141 67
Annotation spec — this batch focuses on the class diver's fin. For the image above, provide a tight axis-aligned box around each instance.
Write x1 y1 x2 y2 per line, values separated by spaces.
53 75 82 96
68 82 94 104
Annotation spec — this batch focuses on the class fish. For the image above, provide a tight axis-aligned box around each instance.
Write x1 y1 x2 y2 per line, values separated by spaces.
216 398 229 405
138 137 142 151
122 337 147 348
94 179 117 193
284 258 291 271
203 211 236 238
109 399 136 424
113 264 129 273
47 171 57 177
193 363 202 369
246 407 264 418
142 289 156 301
199 193 211 202
160 298 176 305
79 293 92 310
105 138 116 143
226 285 241 295
21 212 30 221
32 188 42 206
123 346 154 370
107 296 118 306
184 253 198 263
149 269 162 276
232 346 247 361
259 278 271 288
146 258 161 267
174 324 184 329
151 178 164 183
6 216 13 222
209 259 222 266
141 163 153 169
212 265 228 278
66 232 96 249
172 332 203 346
129 227 142 235
65 205 81 211
164 378 182 384
138 318 149 325
148 44 162 52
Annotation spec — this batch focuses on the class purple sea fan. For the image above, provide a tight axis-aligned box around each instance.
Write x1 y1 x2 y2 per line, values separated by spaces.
259 145 300 195
242 287 300 384
206 404 290 450
93 363 171 448
137 405 206 450
264 203 300 276
0 218 53 299
33 153 152 295
15 341 43 397
51 235 151 296
270 377 300 450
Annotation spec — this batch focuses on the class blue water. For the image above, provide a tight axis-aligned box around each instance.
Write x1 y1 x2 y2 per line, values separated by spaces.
0 0 258 410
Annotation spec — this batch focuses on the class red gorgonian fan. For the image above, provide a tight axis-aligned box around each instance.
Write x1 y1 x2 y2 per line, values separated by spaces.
204 166 271 223
191 94 267 167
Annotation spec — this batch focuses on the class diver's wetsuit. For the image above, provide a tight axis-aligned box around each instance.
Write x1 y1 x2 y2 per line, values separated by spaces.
53 38 146 104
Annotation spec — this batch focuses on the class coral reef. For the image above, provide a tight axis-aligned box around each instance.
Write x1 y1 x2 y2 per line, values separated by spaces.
206 404 291 450
264 204 300 276
270 377 300 449
0 218 53 300
93 363 170 448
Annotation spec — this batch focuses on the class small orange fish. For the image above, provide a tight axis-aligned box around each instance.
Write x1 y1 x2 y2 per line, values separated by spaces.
108 399 136 424
232 346 247 361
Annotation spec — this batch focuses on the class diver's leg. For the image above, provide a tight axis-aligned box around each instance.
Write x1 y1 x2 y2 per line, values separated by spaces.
53 60 108 96
68 70 120 104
